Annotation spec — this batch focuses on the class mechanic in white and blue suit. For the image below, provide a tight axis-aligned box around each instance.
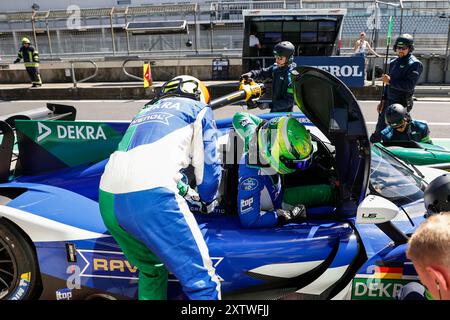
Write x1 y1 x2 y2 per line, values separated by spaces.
232 112 335 228
99 75 222 300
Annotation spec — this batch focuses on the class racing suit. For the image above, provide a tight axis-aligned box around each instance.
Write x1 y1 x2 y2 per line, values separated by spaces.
371 53 423 143
381 119 432 144
246 62 296 113
232 112 335 228
14 45 42 86
99 97 222 300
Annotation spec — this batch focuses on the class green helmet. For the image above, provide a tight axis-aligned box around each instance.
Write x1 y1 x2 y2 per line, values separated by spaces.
21 37 31 44
257 116 313 174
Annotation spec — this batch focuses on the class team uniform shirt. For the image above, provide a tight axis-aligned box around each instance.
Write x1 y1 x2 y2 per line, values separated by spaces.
384 53 423 109
249 62 296 112
101 97 221 202
237 153 282 228
99 96 222 300
381 120 432 144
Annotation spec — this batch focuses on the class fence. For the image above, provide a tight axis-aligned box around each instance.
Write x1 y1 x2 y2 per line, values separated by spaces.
0 1 449 60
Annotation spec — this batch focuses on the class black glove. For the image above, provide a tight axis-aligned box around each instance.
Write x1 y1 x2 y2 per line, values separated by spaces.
13 59 20 64
257 102 270 110
240 72 252 81
276 205 307 225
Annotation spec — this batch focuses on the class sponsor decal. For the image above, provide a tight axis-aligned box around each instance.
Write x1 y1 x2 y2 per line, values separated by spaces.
240 197 254 213
56 288 73 300
351 278 411 300
36 122 107 142
130 112 173 126
294 56 365 87
77 250 138 280
146 101 181 111
241 177 259 191
352 262 419 299
9 272 31 300
77 249 225 281
239 118 251 127
37 122 51 142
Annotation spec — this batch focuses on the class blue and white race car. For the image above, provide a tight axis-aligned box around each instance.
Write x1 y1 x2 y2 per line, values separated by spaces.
0 67 441 300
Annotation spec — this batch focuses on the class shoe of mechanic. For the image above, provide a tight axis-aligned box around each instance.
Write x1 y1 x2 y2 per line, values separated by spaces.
276 205 307 225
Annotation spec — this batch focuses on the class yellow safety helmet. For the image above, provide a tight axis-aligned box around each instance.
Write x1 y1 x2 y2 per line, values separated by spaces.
21 37 31 44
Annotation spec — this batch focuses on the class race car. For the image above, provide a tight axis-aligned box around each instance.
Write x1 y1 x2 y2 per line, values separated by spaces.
374 140 450 172
0 67 439 300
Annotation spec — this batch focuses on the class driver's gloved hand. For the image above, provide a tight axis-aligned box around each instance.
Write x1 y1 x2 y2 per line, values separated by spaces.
200 200 218 215
240 72 252 81
276 205 307 225
257 102 270 110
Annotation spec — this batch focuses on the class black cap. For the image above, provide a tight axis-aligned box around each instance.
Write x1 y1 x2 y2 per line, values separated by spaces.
394 34 414 52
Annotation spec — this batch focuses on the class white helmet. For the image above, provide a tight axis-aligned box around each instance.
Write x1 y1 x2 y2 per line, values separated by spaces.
158 75 210 104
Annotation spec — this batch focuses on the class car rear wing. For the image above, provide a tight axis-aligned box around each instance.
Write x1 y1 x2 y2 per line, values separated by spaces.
0 103 77 129
0 103 77 183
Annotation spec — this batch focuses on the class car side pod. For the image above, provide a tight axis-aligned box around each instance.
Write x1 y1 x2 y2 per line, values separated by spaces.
356 195 409 245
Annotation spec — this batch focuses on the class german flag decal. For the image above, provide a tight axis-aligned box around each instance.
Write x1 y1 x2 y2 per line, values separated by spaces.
374 266 403 279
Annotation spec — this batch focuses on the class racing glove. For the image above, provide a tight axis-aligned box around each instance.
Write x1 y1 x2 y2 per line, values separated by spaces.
257 102 270 110
177 180 200 202
276 205 307 225
240 72 253 81
13 58 20 64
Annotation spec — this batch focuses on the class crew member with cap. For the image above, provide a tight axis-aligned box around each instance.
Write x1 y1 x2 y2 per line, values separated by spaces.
370 34 423 143
14 37 42 87
241 41 297 113
381 103 432 144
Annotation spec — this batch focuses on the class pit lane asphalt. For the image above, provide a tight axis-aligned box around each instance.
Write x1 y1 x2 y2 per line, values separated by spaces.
1 99 449 138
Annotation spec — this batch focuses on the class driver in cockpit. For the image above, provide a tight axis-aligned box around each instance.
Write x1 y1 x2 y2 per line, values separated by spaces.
232 112 331 228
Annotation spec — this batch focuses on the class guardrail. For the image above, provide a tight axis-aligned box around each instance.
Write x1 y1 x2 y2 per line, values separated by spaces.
122 58 145 82
69 60 98 88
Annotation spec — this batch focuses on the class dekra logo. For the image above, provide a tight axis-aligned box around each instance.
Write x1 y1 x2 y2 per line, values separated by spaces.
37 122 107 142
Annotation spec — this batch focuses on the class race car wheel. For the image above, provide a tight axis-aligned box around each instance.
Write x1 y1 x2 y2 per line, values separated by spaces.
0 219 41 300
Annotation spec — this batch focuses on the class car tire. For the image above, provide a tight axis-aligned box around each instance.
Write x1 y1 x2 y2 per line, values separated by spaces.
0 218 41 300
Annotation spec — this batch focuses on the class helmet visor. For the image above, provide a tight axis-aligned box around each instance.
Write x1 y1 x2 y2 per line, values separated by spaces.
280 153 312 171
389 118 405 129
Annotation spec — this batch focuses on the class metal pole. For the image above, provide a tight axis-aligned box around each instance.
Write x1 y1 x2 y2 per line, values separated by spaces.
399 8 403 35
194 4 199 54
110 7 116 56
210 11 214 53
125 7 130 55
445 18 450 73
31 12 38 51
45 13 53 58
372 1 379 86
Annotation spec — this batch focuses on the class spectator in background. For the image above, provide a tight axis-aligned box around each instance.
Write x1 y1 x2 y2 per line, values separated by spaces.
406 213 450 300
353 32 379 58
354 32 380 81
249 26 262 70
